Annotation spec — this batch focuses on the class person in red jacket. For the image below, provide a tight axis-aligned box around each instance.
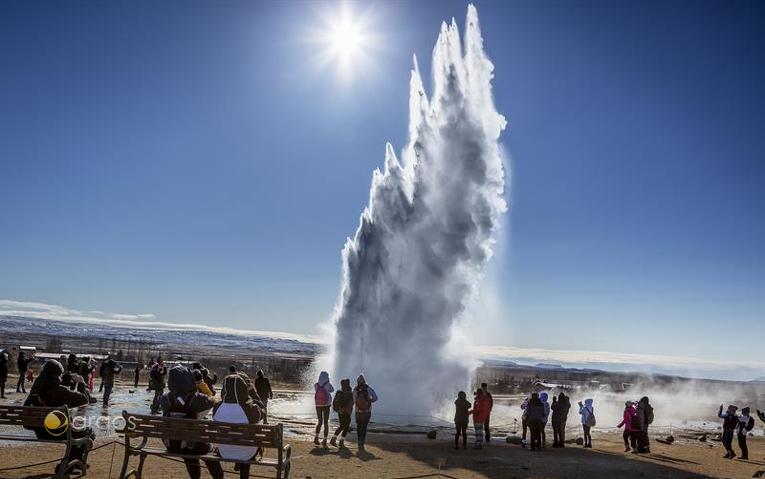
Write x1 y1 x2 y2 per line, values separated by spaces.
471 389 490 449
616 401 637 452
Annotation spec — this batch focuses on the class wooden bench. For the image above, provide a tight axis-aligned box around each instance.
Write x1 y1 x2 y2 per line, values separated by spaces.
0 405 93 478
118 410 292 479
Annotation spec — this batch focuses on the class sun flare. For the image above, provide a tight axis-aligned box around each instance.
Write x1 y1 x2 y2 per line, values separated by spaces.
313 4 376 80
329 19 363 59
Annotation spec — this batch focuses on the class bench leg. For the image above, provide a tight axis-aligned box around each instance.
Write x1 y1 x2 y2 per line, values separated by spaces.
118 447 132 479
135 453 148 479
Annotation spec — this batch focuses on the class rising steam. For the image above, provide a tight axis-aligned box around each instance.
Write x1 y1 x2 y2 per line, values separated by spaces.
331 5 507 416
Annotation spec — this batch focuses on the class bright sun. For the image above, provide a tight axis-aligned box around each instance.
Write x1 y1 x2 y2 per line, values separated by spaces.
329 20 362 59
315 5 374 79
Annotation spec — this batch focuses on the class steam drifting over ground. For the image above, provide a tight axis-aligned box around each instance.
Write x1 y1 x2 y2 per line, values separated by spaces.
330 5 507 416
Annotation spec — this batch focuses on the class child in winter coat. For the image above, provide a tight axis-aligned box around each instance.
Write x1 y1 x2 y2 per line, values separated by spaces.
314 371 335 446
578 398 595 448
454 391 471 449
616 401 637 452
471 389 490 449
737 407 755 460
718 404 739 459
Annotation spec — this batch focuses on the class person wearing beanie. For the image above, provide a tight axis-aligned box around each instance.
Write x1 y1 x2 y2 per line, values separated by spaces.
160 365 223 479
454 391 471 449
737 406 755 460
352 374 378 451
330 378 354 448
718 403 739 459
24 359 94 474
617 401 637 452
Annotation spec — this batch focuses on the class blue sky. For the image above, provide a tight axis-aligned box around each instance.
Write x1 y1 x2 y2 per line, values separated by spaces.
1 1 763 365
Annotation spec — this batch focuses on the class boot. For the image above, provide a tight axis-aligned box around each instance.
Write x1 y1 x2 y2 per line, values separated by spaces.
330 436 337 447
314 435 320 445
322 437 327 448
339 438 345 448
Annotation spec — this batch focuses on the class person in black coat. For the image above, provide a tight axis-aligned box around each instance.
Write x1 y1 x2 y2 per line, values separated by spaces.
160 365 224 479
453 390 471 449
719 404 739 459
0 350 9 398
24 360 94 472
551 392 571 447
254 370 273 424
16 350 33 393
526 393 546 451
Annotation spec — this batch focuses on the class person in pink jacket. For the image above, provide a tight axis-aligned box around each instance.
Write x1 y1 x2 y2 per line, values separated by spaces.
617 401 637 452
471 389 491 449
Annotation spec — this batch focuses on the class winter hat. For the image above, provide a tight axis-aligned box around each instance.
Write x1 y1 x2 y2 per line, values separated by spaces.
458 391 466 400
256 370 264 378
42 359 64 378
341 378 351 390
625 401 633 407
742 407 750 415
192 369 204 382
167 365 196 397
540 392 548 402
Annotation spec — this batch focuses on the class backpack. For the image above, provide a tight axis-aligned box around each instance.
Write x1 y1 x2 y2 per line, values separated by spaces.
332 391 342 412
315 384 330 406
645 404 654 425
630 413 641 430
355 385 372 413
585 407 596 427
745 416 755 432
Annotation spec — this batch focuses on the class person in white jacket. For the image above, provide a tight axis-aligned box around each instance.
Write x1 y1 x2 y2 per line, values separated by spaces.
314 371 335 446
578 398 595 448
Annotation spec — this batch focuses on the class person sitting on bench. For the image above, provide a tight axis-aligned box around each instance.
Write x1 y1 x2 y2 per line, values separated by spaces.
24 359 94 475
159 365 224 479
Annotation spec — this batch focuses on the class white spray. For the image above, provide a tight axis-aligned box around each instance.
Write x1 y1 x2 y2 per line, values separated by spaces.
330 5 507 417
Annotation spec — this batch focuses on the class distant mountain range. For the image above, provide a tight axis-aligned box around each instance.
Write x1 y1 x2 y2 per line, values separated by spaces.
2 298 764 382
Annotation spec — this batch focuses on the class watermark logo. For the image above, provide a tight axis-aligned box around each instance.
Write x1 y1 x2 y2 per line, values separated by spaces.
44 410 69 436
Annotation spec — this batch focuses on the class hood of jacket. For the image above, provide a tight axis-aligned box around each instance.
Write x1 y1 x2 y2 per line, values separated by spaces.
167 365 196 397
540 392 548 403
318 370 330 386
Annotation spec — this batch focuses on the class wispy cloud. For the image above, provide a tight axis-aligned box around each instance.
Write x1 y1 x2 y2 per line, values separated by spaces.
0 299 320 344
476 344 765 381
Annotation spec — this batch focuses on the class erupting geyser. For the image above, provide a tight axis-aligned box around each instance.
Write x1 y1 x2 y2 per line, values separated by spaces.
331 5 507 417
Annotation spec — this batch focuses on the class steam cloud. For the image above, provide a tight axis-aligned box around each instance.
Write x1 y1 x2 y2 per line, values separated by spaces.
331 5 507 416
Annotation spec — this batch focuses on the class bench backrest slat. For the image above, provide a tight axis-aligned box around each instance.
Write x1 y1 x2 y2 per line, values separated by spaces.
123 412 283 448
0 405 68 428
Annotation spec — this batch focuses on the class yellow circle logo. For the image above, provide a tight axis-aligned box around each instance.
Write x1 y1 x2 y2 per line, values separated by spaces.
44 410 69 436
